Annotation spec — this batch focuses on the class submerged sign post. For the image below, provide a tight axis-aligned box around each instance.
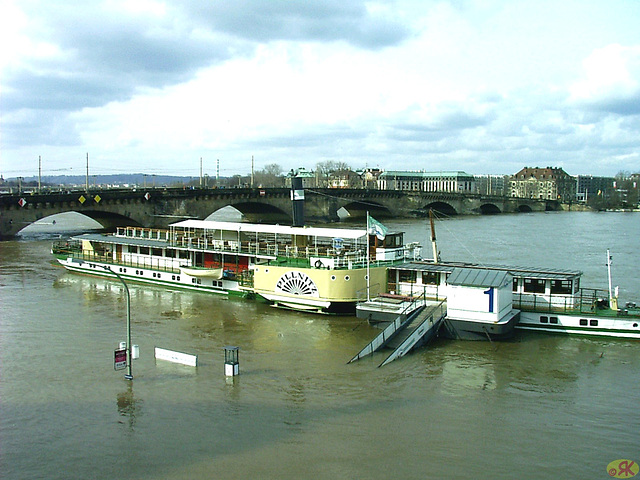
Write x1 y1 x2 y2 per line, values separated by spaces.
114 348 127 371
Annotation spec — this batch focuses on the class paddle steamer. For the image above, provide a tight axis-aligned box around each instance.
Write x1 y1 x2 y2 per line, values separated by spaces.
52 219 421 314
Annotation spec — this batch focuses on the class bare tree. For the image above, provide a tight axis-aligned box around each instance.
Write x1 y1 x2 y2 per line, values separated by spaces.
254 163 284 187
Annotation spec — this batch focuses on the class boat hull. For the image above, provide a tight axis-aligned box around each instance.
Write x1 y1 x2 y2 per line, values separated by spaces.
54 256 243 296
252 264 388 314
517 311 640 339
440 310 521 341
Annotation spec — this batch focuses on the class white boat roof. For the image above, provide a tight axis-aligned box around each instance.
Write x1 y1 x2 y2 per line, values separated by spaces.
170 219 367 240
447 267 512 288
393 260 582 279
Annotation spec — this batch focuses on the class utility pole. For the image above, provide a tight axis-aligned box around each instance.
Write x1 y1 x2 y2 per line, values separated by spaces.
38 156 42 193
251 155 255 188
200 157 203 188
216 159 220 186
85 153 89 193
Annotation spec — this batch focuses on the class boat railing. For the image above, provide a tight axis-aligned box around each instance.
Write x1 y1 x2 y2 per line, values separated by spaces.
387 281 444 301
116 226 170 241
52 239 82 255
55 245 181 274
514 288 615 315
164 235 405 269
356 283 383 301
238 269 254 288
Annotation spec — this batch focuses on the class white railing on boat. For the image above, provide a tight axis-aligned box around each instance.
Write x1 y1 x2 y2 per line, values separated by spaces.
114 226 420 270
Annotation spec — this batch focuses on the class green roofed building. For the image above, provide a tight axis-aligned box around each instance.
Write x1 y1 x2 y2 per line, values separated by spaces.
377 171 476 193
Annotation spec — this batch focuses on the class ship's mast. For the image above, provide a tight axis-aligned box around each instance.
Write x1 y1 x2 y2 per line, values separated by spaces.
607 249 618 310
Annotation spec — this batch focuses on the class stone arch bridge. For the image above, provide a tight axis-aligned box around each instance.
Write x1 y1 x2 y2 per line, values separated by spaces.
0 187 557 238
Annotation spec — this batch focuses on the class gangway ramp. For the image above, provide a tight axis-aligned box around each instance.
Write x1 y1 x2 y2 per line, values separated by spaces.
349 300 446 367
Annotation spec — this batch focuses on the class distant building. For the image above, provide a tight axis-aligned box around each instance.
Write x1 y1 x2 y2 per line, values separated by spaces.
377 171 476 193
474 174 508 196
285 168 316 188
576 175 614 202
509 167 575 202
358 168 382 189
328 169 362 189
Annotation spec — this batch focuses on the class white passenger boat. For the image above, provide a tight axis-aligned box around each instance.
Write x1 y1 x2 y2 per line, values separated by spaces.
359 255 640 340
357 210 639 339
52 218 421 314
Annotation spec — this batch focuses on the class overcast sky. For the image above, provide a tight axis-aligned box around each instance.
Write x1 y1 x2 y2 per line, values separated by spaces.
1 0 639 179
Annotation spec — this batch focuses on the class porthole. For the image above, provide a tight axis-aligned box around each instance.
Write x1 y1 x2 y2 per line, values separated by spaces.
364 275 369 280
344 275 350 281
580 319 588 326
331 275 336 281
540 316 548 324
589 319 598 326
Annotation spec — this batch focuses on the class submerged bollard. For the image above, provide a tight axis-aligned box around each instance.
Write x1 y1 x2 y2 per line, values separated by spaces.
224 346 239 376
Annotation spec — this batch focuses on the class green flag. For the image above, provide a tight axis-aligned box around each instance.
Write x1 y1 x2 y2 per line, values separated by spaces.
368 215 388 240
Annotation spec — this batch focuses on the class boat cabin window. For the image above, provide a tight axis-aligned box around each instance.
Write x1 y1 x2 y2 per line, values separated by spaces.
512 278 519 292
422 271 438 285
139 247 150 255
152 248 163 257
378 233 403 248
398 270 417 284
524 278 545 293
550 280 572 295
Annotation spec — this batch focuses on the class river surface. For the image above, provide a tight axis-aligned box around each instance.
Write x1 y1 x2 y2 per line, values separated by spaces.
1 211 639 480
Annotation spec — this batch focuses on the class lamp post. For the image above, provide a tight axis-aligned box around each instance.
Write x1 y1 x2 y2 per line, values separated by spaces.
70 259 133 379
103 265 133 380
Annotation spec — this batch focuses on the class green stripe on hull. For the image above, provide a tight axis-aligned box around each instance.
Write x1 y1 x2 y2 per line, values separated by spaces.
62 264 247 297
516 324 640 338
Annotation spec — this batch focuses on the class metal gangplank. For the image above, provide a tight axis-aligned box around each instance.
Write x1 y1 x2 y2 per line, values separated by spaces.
349 300 447 367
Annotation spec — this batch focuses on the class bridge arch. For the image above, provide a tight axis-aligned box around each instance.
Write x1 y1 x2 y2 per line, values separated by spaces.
479 203 501 215
78 210 143 228
545 200 561 211
16 210 140 235
336 200 391 220
517 204 533 213
423 201 457 216
212 201 291 223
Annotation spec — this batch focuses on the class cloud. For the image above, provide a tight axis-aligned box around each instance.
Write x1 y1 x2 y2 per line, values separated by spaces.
569 44 640 115
2 0 640 178
183 1 411 49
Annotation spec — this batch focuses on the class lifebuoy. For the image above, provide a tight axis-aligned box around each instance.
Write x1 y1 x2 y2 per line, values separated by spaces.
314 260 324 269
